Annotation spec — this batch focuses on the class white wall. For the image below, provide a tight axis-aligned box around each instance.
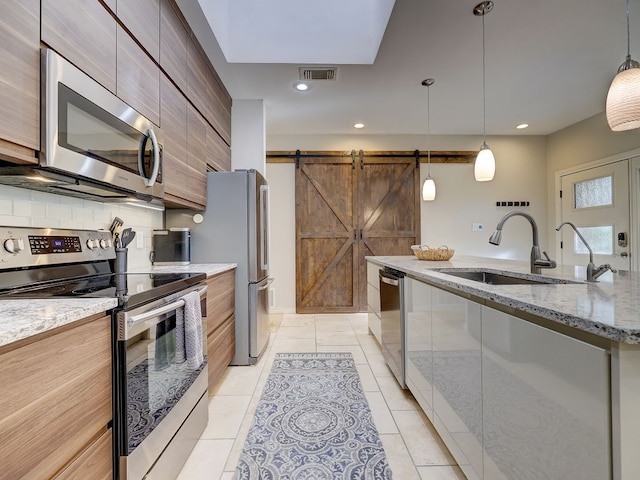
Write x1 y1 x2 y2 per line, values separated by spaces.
0 185 162 269
545 112 640 257
266 133 548 312
231 99 266 174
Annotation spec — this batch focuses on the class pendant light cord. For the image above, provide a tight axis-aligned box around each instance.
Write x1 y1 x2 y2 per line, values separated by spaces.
627 0 632 60
482 12 487 143
427 83 431 175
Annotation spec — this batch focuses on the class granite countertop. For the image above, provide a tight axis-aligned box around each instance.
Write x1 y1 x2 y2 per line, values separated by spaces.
130 263 237 277
368 255 640 344
0 263 235 350
0 298 118 348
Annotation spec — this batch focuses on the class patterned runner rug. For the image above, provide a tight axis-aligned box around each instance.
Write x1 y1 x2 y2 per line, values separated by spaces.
234 352 392 479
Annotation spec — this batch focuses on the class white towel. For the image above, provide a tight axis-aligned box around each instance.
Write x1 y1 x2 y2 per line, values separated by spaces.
177 290 204 369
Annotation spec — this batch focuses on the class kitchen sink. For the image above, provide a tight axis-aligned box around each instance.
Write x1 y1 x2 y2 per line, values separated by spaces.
435 268 580 285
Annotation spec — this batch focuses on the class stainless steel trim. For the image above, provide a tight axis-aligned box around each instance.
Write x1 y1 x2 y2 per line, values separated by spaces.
258 276 274 291
380 271 400 286
118 284 207 340
138 128 160 187
124 367 208 480
260 184 270 271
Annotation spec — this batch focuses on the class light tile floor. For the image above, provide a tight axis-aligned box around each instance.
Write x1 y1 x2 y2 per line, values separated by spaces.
177 313 466 480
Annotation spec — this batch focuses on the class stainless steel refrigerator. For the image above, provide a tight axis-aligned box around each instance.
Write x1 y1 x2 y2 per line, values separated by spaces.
166 169 272 365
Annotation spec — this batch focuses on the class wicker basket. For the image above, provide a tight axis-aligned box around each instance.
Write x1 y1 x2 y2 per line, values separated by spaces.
411 245 455 261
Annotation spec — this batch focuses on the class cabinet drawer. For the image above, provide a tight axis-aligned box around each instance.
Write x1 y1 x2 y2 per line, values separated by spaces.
207 315 235 392
55 429 112 480
0 314 112 480
206 270 235 336
367 262 381 288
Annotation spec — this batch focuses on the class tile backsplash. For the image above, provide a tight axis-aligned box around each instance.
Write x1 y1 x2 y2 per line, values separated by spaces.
0 185 162 269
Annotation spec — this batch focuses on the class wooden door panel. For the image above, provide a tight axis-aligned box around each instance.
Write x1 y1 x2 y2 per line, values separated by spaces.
296 158 358 313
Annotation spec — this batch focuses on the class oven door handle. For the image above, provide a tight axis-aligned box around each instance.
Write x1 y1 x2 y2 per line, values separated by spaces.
128 285 207 325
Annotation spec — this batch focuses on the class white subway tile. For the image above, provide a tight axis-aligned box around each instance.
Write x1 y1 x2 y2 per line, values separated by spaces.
12 200 32 217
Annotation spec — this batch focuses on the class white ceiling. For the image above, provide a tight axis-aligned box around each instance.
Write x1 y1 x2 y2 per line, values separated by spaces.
177 0 640 137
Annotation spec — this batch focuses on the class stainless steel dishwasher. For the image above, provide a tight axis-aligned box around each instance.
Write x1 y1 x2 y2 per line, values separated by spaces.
379 267 406 388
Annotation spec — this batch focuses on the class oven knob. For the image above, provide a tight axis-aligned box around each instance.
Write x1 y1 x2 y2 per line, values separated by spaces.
99 238 109 249
86 238 97 250
4 238 24 254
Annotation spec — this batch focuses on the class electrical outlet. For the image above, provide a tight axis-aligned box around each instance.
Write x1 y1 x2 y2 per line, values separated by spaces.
472 223 484 231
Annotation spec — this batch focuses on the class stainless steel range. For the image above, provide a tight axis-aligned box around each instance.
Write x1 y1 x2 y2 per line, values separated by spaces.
0 226 208 480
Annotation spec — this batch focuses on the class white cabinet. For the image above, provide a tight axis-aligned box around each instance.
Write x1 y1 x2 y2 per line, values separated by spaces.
481 306 610 480
431 288 483 480
405 278 434 420
366 261 382 343
404 276 611 480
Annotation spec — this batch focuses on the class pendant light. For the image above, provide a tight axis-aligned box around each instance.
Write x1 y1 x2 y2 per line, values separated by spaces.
606 0 640 131
422 78 436 201
474 1 495 182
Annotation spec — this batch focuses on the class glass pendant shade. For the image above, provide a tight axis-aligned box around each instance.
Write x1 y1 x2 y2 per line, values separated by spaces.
422 176 436 201
474 143 495 181
606 65 640 131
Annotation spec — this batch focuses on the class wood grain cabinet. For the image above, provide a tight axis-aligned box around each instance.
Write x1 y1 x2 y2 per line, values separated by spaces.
117 25 160 126
0 313 113 480
160 0 188 93
187 36 209 118
187 103 208 207
41 0 117 93
206 269 236 394
117 0 160 62
0 0 39 162
206 123 231 173
206 67 232 146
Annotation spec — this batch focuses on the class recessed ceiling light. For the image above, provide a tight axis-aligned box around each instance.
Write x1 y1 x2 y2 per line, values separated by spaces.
516 123 529 129
354 123 365 129
293 81 309 91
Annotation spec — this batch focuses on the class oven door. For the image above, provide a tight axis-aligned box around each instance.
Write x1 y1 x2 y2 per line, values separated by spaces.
115 283 208 480
42 48 164 200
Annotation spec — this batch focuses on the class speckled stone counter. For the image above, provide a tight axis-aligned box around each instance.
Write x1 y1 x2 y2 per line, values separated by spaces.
0 298 118 348
367 255 640 344
131 263 237 277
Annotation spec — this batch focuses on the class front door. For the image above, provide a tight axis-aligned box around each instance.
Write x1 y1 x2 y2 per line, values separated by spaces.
560 159 631 272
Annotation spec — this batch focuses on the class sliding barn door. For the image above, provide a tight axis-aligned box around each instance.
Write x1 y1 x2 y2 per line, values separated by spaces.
358 154 421 310
296 152 420 313
296 155 358 313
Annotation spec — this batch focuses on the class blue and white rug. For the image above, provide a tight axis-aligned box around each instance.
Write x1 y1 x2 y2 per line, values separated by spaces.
234 353 392 480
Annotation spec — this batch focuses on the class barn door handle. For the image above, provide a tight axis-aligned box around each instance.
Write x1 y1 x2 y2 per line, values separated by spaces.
360 229 363 240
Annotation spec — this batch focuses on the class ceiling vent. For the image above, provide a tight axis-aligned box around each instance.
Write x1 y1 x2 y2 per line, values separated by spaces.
299 67 337 81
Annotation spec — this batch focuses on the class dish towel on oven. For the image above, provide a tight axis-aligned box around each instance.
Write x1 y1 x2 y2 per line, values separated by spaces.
175 290 204 369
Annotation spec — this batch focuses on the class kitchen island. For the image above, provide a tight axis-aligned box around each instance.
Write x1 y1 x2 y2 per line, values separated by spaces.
367 255 639 480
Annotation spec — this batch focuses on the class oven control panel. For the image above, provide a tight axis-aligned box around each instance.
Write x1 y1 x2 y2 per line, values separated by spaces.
0 226 115 269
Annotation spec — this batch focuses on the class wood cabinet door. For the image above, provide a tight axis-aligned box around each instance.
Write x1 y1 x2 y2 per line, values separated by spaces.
206 66 232 145
0 0 39 156
41 0 117 93
0 314 111 480
295 152 420 313
296 156 359 313
117 25 160 126
206 124 231 172
117 0 160 62
187 103 207 207
187 36 208 116
160 73 189 202
159 0 188 92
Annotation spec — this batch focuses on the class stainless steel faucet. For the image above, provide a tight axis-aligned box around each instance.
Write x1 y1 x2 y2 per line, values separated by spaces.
489 211 556 274
556 221 617 282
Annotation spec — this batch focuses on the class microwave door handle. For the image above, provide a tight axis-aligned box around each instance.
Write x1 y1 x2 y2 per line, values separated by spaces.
138 127 160 187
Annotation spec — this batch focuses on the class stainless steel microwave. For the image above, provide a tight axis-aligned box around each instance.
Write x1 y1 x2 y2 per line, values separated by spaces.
0 48 164 205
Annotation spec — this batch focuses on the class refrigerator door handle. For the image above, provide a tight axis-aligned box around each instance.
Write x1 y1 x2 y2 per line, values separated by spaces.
257 276 275 291
260 184 270 271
